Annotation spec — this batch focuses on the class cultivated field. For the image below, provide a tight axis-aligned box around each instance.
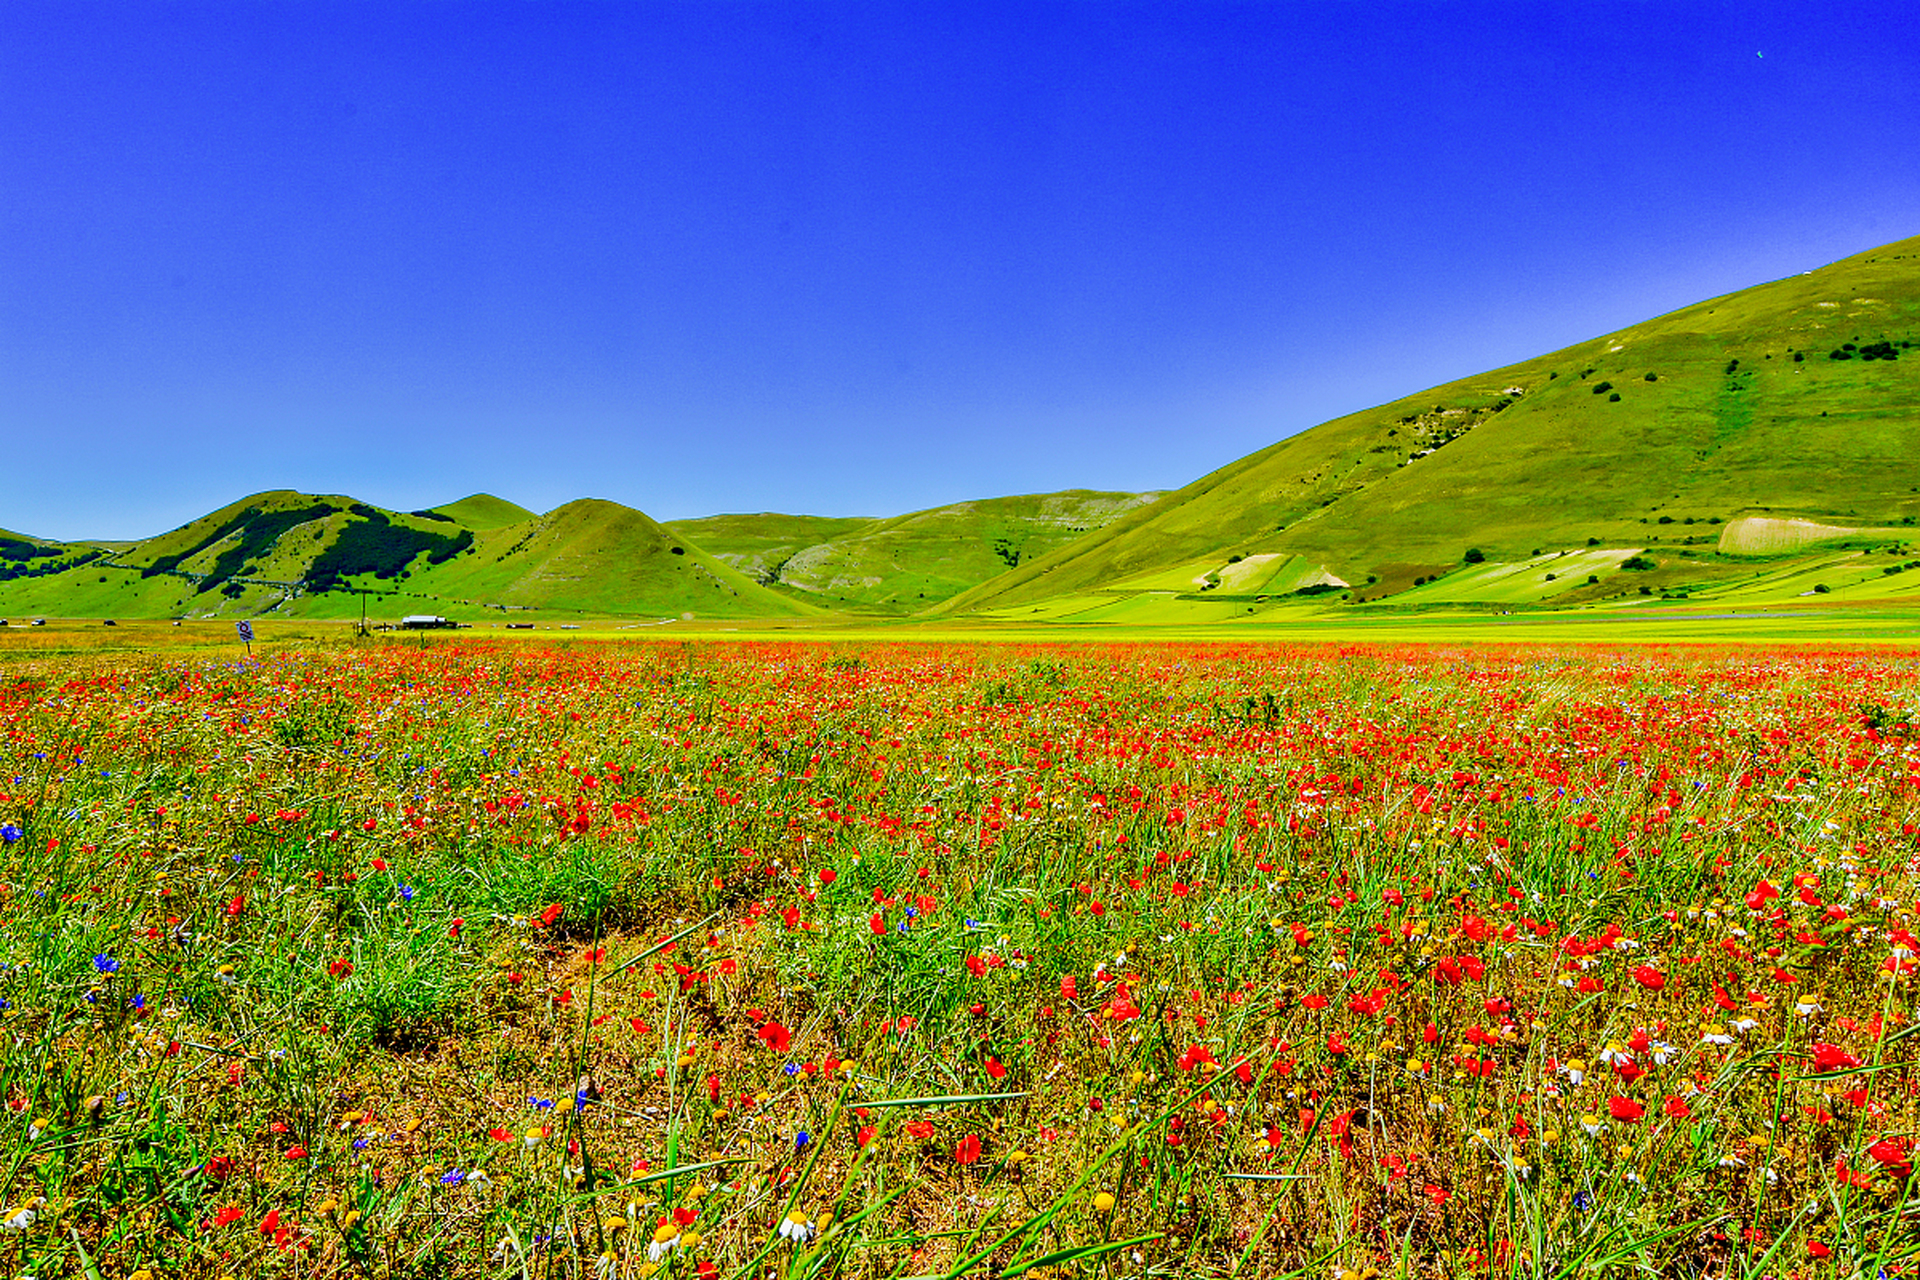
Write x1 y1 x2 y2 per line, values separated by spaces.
0 637 1916 1278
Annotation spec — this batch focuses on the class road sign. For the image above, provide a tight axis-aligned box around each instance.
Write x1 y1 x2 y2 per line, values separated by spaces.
236 620 254 643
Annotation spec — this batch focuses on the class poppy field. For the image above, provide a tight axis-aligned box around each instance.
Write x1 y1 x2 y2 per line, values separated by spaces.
0 638 1917 1279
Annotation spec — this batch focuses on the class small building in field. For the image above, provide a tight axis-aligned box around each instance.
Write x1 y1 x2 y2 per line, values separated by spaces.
400 615 456 630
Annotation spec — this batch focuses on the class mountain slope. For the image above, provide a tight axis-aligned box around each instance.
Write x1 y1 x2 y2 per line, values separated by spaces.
666 490 1163 611
943 235 1920 614
0 491 819 621
425 493 536 529
405 498 821 617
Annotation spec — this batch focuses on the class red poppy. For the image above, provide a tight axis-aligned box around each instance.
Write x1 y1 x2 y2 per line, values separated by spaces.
1867 1137 1912 1175
954 1133 981 1165
1812 1043 1863 1072
1607 1096 1645 1123
758 1021 793 1053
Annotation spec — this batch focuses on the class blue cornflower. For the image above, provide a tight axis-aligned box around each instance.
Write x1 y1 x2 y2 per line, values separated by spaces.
0 825 19 843
1573 1190 1593 1211
399 884 415 902
783 1063 800 1076
529 1096 553 1110
794 1131 811 1151
93 954 120 974
440 1169 466 1185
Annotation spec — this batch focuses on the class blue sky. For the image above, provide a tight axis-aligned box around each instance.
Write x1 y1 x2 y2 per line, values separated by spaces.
4 1 1916 541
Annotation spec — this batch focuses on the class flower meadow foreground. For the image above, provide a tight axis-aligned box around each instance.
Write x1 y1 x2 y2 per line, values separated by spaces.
0 639 1916 1280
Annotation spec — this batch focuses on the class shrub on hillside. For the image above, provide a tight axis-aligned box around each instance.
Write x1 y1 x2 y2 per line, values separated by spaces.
0 539 62 563
1621 556 1656 571
196 503 336 593
307 514 472 592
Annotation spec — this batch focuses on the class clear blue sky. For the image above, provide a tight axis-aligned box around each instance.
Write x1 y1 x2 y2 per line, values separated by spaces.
4 1 1916 541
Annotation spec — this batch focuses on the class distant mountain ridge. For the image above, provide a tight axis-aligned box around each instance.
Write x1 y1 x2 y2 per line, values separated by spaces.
5 234 1918 624
0 491 816 621
0 487 1161 621
665 490 1164 612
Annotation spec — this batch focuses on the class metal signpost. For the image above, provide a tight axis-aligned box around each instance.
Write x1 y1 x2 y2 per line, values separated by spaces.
236 619 254 656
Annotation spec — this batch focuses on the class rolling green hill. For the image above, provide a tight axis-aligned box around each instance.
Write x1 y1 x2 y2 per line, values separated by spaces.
666 490 1163 611
943 235 1920 617
424 493 536 529
8 235 1920 628
0 491 817 622
393 498 820 619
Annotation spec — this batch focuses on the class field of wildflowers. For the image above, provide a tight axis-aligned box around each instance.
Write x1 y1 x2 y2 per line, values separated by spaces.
0 638 1916 1279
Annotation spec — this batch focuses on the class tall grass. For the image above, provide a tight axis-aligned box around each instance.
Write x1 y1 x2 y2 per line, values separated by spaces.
0 639 1913 1276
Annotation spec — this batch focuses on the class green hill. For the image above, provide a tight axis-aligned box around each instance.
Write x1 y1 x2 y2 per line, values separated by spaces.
943 235 1920 617
666 490 1163 611
423 493 536 530
0 491 818 622
9 235 1920 627
394 498 820 619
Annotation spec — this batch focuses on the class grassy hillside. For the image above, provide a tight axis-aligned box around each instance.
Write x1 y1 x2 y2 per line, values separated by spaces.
945 235 1920 614
666 489 1163 611
10 235 1920 628
394 498 821 619
0 491 820 622
424 493 536 529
